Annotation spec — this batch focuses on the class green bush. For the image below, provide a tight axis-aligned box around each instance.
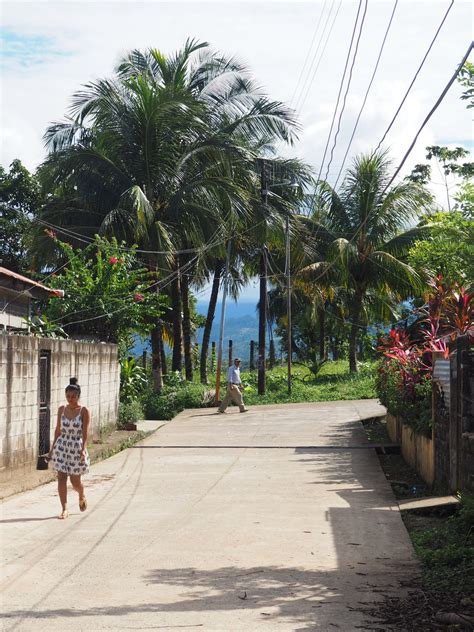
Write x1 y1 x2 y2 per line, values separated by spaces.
117 399 144 427
375 360 432 435
142 383 214 420
120 357 148 404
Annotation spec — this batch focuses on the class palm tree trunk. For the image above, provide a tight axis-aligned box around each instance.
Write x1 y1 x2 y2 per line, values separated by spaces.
161 338 167 375
200 263 222 384
349 290 364 373
318 308 327 361
150 323 163 393
171 262 183 373
258 250 267 395
181 270 193 381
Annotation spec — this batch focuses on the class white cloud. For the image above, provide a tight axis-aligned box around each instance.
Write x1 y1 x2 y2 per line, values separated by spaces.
1 1 472 186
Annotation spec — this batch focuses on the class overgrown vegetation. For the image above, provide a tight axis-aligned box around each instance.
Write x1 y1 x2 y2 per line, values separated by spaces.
117 400 144 428
142 380 214 420
375 278 473 435
411 495 474 593
363 418 474 630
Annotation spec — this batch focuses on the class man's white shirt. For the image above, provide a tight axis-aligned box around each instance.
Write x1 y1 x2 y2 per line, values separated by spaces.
227 365 241 384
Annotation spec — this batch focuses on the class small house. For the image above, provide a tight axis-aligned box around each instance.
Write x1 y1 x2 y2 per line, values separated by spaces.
0 267 64 331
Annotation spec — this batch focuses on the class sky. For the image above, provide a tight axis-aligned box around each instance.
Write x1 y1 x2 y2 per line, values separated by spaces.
1 0 473 303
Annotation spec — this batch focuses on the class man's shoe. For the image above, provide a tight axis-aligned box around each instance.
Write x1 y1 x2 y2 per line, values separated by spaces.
240 409 249 413
217 410 226 414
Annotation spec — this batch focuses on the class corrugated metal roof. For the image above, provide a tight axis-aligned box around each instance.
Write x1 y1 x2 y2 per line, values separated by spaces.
0 267 63 297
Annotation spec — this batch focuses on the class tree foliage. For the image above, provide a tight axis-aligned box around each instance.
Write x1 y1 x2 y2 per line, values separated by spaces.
408 211 474 284
458 61 474 109
40 234 166 343
0 160 40 273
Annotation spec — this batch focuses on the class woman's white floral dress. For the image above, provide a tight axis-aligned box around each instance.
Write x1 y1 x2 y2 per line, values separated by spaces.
51 408 90 475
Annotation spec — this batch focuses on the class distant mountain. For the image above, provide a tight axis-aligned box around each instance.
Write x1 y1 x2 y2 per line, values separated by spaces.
133 301 280 367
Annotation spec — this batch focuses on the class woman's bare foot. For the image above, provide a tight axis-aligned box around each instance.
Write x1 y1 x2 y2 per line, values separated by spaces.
58 508 69 520
79 496 87 512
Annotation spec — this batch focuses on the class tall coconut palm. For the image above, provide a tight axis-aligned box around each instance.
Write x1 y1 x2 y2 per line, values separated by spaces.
36 40 299 390
37 40 300 386
308 151 432 372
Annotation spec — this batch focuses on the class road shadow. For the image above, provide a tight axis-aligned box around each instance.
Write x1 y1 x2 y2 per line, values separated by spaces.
1 564 389 631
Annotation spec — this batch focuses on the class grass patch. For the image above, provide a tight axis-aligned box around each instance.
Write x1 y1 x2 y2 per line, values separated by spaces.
243 360 376 406
140 360 377 418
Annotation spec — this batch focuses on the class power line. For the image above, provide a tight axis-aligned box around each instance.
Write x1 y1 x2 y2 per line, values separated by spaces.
316 0 364 185
384 40 474 192
324 0 369 183
294 0 341 115
374 0 455 153
273 0 338 157
333 0 399 189
289 0 329 109
36 219 226 256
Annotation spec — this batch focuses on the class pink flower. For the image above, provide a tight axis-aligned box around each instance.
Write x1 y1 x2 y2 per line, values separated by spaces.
109 256 118 265
134 293 144 302
45 228 57 240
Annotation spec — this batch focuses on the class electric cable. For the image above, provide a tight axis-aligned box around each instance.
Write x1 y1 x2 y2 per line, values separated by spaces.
384 40 474 191
316 0 364 186
294 0 341 115
374 0 455 153
289 0 329 109
333 0 399 188
324 0 369 183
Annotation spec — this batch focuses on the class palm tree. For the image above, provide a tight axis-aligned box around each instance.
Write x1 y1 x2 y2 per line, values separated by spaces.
36 40 299 390
308 151 432 372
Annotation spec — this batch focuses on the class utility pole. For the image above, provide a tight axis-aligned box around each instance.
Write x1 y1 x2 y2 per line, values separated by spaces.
258 159 268 396
286 214 292 395
215 239 232 403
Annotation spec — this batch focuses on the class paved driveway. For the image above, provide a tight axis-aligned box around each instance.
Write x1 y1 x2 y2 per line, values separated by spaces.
1 400 417 631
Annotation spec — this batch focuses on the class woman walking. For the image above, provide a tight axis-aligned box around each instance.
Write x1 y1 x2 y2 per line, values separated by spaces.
49 377 90 519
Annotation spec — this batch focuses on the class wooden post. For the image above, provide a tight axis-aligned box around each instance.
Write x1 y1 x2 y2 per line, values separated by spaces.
228 339 233 367
269 339 275 369
250 340 255 371
258 250 267 395
211 341 216 373
142 350 147 369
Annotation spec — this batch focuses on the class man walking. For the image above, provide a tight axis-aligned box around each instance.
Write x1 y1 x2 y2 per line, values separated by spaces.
218 358 248 413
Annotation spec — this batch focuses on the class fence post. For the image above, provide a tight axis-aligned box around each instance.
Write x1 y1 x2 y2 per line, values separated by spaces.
269 339 275 369
210 341 216 373
142 350 147 369
228 339 233 367
249 340 255 371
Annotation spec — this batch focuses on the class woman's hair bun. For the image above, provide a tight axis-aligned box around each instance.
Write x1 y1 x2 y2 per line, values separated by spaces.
69 377 79 386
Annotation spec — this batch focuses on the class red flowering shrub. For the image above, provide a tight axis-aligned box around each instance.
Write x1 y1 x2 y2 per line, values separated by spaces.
376 277 473 434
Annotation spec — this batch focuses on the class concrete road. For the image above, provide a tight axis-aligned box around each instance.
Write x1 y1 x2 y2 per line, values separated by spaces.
1 400 417 631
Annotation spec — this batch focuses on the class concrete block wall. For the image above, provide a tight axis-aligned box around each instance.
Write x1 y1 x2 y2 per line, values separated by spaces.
0 334 120 478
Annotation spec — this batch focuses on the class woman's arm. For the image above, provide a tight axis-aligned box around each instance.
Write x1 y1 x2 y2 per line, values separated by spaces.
81 407 90 460
48 406 63 456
